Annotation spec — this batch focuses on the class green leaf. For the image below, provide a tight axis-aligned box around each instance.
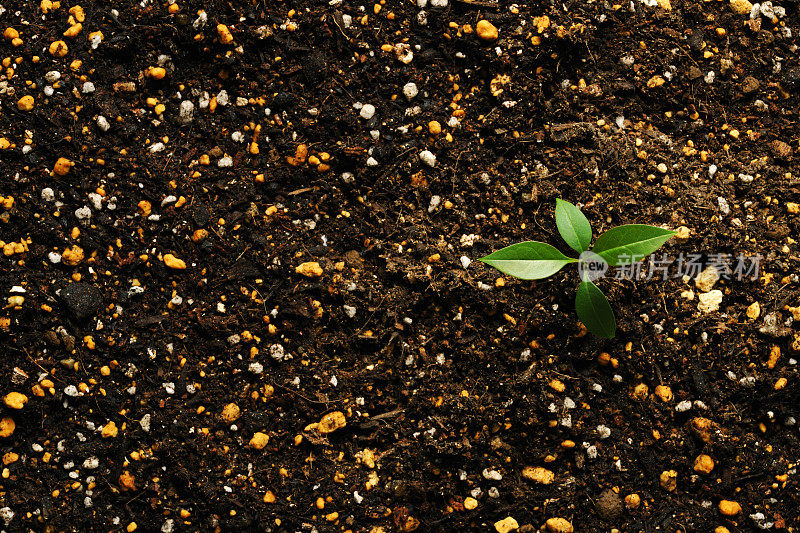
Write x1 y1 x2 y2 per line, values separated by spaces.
592 224 676 266
479 241 577 280
555 199 592 254
575 281 616 338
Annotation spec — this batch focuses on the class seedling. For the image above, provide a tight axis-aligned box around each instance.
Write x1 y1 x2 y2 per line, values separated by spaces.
478 199 676 338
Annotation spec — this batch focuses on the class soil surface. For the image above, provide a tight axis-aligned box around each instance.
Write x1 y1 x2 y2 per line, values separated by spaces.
1 0 800 531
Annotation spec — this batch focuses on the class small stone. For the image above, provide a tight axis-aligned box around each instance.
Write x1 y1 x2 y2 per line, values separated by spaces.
403 82 418 100
359 104 376 120
463 497 478 510
595 489 623 521
742 76 760 94
3 392 27 410
719 500 741 516
494 516 519 533
545 518 574 533
631 383 649 400
318 411 346 434
693 454 715 474
521 466 554 484
61 245 84 267
53 157 75 177
419 150 436 167
687 66 703 80
101 421 118 438
60 282 102 320
660 469 677 491
695 266 720 292
746 302 761 320
217 24 234 44
177 100 195 124
698 290 723 313
163 254 187 270
771 140 793 159
730 0 753 14
296 261 323 278
654 385 673 402
0 418 15 438
119 471 136 490
624 493 641 509
17 95 34 111
249 432 270 450
221 403 240 423
476 20 498 41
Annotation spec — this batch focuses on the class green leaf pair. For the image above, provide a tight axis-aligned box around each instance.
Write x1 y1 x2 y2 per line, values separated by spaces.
478 200 677 338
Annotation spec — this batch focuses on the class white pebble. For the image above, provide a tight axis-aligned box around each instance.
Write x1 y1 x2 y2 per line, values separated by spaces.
360 104 376 120
403 82 419 100
270 343 286 361
96 115 110 132
74 206 92 220
419 150 436 167
178 100 194 123
482 468 502 481
675 400 692 412
140 414 152 432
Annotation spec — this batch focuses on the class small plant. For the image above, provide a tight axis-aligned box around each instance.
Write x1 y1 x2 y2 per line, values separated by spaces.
478 199 676 338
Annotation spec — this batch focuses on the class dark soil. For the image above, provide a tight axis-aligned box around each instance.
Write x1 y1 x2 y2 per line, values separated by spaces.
1 0 799 531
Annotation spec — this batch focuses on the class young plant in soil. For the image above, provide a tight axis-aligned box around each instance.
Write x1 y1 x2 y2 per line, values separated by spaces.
479 199 676 338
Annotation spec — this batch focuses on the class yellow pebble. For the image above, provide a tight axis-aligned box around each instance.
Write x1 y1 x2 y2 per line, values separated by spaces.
625 493 641 509
295 262 323 278
494 517 519 533
63 23 82 37
249 432 270 450
217 24 234 44
3 392 27 410
148 67 166 80
53 157 74 176
718 500 741 516
654 385 673 402
101 421 118 438
221 403 240 423
318 411 346 434
163 253 187 270
49 40 69 57
545 517 574 533
0 418 15 438
17 95 34 111
521 466 554 484
476 20 498 41
693 454 715 474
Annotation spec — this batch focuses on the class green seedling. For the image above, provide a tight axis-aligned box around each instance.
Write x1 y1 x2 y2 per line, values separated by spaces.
478 199 676 338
